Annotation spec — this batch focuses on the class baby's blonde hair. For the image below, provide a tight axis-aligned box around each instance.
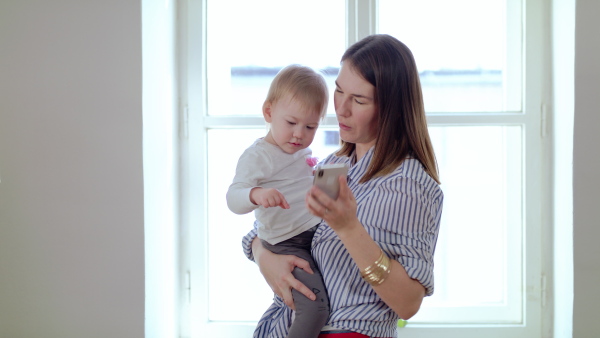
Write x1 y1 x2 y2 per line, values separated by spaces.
263 65 329 119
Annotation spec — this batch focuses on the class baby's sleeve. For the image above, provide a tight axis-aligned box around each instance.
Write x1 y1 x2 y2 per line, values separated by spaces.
226 148 272 214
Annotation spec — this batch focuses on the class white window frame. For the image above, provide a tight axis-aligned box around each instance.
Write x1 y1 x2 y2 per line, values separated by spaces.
177 0 551 337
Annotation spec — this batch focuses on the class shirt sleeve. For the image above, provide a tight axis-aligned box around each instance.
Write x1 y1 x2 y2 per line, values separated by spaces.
366 176 443 296
226 147 273 214
241 221 259 262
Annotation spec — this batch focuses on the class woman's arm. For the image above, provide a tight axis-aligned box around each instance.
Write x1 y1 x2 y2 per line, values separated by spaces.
332 221 425 319
306 176 426 319
250 237 317 310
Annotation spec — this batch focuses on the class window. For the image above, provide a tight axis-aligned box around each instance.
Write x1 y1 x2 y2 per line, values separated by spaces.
182 0 548 337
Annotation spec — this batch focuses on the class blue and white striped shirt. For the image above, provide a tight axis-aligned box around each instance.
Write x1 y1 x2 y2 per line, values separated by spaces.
242 147 444 337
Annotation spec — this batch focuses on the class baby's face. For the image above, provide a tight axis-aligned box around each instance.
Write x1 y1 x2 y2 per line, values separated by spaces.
263 95 321 154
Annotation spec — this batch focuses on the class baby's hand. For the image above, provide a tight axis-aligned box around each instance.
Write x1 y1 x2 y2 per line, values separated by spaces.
250 188 290 209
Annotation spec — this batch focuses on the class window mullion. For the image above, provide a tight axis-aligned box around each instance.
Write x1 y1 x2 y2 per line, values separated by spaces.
346 0 377 46
203 115 340 129
427 113 527 126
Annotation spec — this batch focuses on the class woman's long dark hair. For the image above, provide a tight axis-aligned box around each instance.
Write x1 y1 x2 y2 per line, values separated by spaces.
336 34 440 184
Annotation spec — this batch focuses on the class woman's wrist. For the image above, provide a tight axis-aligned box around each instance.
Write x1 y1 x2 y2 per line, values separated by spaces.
334 220 388 277
361 249 392 285
334 219 365 241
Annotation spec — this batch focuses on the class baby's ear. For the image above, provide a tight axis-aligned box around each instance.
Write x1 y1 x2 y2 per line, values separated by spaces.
263 101 273 122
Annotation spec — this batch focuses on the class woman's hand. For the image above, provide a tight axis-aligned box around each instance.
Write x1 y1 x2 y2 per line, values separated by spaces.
306 176 359 234
308 176 426 319
252 238 316 310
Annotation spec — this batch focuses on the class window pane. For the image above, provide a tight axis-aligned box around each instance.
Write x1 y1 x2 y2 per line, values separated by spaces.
206 0 345 116
207 128 341 321
379 0 522 113
412 126 523 323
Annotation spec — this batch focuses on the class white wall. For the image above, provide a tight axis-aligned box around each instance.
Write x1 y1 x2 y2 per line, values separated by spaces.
0 1 144 337
573 0 600 337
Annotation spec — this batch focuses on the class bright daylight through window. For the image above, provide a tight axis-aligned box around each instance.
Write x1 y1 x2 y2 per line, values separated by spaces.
185 0 544 337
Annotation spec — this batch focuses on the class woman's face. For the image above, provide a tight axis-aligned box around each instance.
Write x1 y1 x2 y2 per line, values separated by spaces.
334 61 379 154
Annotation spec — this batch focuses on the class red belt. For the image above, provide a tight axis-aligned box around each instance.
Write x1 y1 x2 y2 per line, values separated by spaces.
319 333 368 338
318 331 392 338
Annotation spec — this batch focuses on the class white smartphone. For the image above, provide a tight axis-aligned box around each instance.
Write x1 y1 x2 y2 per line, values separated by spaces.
312 163 349 200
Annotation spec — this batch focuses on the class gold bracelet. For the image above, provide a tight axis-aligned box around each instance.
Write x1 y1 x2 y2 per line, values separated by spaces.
360 249 392 286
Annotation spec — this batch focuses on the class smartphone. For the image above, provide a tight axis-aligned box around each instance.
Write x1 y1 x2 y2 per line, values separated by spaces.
313 163 349 200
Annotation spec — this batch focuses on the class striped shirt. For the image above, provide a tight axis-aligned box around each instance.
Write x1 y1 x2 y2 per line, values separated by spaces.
242 147 444 337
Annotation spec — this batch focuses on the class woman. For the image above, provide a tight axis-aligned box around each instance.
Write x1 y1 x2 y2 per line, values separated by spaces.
242 34 444 338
